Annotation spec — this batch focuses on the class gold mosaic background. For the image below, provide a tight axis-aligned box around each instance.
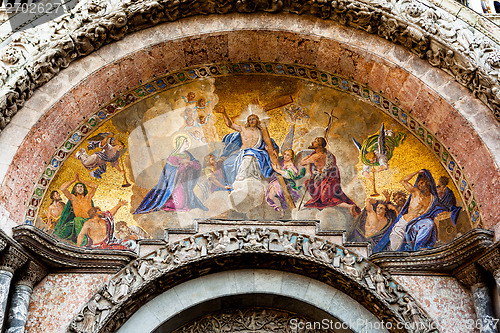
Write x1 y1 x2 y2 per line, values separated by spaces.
37 75 463 242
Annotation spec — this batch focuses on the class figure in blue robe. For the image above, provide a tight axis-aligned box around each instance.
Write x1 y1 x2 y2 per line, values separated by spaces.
220 131 278 185
373 169 447 253
133 136 208 214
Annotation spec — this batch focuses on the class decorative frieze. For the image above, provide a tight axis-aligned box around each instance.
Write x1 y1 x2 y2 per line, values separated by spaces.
70 229 439 333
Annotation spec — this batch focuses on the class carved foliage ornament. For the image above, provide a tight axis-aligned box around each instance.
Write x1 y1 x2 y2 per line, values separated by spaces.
173 308 331 333
70 229 438 333
16 260 48 289
0 246 28 274
0 0 499 130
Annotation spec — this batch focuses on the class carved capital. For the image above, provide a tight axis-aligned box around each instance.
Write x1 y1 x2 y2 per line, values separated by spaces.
15 261 47 289
0 246 28 274
455 264 483 289
478 248 500 274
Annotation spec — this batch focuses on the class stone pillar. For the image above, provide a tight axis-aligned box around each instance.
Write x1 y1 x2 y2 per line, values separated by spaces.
5 261 47 333
0 246 27 329
471 283 499 333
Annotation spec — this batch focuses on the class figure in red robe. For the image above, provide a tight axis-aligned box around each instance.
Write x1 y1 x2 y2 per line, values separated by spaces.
301 137 360 216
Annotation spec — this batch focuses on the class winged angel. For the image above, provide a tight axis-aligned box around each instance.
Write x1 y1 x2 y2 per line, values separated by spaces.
76 132 126 179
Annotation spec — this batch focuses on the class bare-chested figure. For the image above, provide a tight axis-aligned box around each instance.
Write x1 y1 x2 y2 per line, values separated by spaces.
389 170 434 251
300 137 359 215
61 173 97 219
215 106 276 184
45 190 65 230
77 199 130 250
364 198 389 238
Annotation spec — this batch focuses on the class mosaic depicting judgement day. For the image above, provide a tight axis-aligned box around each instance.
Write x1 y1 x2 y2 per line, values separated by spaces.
35 74 469 254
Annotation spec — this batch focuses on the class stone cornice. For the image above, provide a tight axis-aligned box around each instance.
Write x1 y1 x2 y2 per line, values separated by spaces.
12 225 137 273
369 228 494 275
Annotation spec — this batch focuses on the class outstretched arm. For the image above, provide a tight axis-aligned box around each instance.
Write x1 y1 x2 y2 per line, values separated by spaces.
365 198 376 213
109 199 127 216
61 173 78 200
214 106 241 131
400 170 422 193
300 152 316 166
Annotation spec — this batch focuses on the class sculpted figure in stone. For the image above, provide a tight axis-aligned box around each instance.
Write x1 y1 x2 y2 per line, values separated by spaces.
177 236 201 261
372 268 392 300
309 237 331 263
210 229 235 253
402 296 425 328
77 294 110 333
242 228 265 250
87 0 108 16
341 249 361 279
110 268 136 303
279 231 300 254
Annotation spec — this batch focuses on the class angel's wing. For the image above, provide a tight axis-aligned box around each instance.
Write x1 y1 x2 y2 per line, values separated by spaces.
352 137 362 152
294 149 314 169
377 123 387 156
280 125 295 153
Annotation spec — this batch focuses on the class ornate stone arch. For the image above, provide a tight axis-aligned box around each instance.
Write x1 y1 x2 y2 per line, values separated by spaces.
0 0 499 135
69 229 438 333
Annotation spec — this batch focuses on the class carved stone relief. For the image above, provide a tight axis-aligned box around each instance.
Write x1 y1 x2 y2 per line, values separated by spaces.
0 0 498 132
172 307 330 333
69 229 438 333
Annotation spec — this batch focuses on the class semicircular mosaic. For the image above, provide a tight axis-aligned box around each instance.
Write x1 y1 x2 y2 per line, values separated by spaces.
26 62 481 253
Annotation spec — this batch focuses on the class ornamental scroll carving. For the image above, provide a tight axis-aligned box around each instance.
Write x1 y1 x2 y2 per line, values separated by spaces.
0 0 499 130
172 308 330 333
69 229 437 333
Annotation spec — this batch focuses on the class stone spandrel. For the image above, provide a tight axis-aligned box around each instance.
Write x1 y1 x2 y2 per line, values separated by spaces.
393 275 479 333
25 273 112 333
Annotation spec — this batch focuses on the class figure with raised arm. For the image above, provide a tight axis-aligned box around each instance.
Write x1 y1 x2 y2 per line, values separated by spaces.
300 137 360 216
215 105 278 185
373 169 447 252
54 173 97 245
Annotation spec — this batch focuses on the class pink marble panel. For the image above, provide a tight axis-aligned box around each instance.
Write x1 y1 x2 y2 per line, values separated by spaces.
393 275 479 333
26 273 111 333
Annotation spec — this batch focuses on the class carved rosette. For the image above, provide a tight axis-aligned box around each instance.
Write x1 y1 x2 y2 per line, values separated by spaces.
0 246 28 275
69 229 438 333
15 261 47 289
0 0 498 130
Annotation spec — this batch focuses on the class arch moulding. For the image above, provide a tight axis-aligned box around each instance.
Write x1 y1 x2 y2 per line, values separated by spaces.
1 15 499 233
69 229 438 333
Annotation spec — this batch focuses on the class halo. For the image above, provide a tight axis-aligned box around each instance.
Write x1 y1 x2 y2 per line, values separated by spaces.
172 133 191 147
236 104 270 124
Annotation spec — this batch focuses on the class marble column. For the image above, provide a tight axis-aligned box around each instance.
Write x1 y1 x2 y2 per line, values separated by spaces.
5 261 47 333
0 246 27 330
471 282 499 333
495 270 500 298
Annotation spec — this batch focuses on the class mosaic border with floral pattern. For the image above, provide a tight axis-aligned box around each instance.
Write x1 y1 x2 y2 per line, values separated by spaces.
24 62 482 229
